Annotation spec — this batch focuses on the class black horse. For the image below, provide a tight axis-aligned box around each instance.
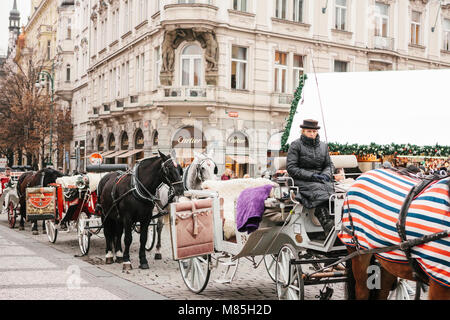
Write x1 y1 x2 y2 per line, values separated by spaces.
16 168 64 234
96 151 184 270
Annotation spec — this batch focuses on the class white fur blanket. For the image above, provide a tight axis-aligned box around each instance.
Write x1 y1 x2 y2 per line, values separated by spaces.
56 173 107 192
201 178 277 239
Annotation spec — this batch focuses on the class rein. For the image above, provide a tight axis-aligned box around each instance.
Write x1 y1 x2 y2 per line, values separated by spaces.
100 157 182 224
309 174 450 278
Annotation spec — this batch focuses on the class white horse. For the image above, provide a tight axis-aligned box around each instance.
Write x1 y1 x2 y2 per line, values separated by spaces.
152 150 218 259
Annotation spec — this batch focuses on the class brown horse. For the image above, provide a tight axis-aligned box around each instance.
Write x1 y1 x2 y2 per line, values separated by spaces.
339 168 450 300
16 168 64 234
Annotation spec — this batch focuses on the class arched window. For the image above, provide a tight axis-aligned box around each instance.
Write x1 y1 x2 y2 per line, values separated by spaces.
152 130 158 146
108 134 115 151
121 132 129 150
97 135 104 152
66 64 71 82
181 44 202 87
135 129 144 149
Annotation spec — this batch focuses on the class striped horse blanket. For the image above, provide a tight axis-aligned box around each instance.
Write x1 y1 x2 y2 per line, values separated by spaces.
338 168 450 288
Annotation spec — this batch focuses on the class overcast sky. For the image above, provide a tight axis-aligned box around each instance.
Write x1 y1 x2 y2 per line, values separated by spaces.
0 0 31 56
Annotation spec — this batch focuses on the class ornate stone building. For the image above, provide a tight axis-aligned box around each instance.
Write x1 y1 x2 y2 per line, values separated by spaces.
80 0 450 176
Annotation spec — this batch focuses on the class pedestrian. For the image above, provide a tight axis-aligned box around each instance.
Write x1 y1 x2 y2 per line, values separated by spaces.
221 168 232 180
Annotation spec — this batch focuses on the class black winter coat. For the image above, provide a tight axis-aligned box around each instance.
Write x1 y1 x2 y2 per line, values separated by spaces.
286 134 335 208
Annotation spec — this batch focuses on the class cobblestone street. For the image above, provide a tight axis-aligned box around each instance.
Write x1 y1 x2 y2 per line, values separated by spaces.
0 214 347 300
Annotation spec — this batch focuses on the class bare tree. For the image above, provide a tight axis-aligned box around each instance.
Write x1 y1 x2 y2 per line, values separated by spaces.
0 56 72 169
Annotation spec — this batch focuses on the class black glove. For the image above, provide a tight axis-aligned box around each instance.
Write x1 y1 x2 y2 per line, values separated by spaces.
312 174 325 182
320 174 331 182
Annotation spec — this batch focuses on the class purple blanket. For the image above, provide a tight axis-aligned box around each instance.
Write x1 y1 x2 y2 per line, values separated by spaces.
236 184 273 234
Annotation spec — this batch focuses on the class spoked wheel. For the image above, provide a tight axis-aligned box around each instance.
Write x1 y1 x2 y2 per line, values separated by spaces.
275 244 302 300
145 220 157 252
7 202 16 228
44 220 58 243
179 255 211 294
264 254 278 282
77 212 91 256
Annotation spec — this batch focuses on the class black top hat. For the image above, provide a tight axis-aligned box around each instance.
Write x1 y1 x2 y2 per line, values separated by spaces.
300 119 320 130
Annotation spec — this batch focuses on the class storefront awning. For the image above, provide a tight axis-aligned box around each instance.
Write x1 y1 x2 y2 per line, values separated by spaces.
118 149 144 158
98 150 116 157
226 155 257 164
105 150 129 159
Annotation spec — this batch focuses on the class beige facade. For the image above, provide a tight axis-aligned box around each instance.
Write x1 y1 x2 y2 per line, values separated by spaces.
71 0 450 175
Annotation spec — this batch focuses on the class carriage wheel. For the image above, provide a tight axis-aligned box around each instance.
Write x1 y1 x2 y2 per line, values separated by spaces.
44 220 58 243
77 212 91 256
275 244 302 300
179 255 211 294
264 254 278 282
145 220 157 252
7 202 16 229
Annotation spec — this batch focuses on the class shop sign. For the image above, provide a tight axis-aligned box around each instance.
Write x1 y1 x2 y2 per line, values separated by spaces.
227 132 248 148
228 111 239 118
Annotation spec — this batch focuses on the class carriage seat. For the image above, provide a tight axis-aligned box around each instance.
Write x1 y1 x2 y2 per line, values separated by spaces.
172 198 215 260
201 178 278 240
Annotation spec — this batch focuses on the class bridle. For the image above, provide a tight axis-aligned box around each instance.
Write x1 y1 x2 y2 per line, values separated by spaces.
194 156 218 182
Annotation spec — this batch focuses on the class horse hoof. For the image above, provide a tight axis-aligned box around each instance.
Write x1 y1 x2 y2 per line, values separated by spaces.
115 257 123 263
123 263 133 271
154 253 162 260
32 230 38 235
19 226 24 231
105 257 114 264
139 263 149 270
42 229 46 234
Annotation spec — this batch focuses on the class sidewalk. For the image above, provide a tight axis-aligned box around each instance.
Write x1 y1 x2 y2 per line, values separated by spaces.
0 222 167 300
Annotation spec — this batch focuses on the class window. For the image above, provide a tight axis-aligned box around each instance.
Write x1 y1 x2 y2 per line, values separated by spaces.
335 0 347 31
93 27 97 54
231 46 247 90
66 65 71 82
181 45 202 87
443 19 450 51
293 55 304 88
411 11 421 45
155 46 161 86
112 11 116 40
275 0 287 19
140 53 145 93
47 40 51 60
116 65 121 97
293 0 303 23
233 0 247 12
124 1 129 33
274 51 287 93
374 2 389 37
138 0 148 23
135 55 140 92
67 19 72 39
334 60 348 72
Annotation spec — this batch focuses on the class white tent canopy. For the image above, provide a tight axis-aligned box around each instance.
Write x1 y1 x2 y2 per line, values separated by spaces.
287 69 450 146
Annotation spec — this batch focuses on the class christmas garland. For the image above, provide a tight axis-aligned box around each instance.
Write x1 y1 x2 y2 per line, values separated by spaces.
328 142 450 158
281 74 307 152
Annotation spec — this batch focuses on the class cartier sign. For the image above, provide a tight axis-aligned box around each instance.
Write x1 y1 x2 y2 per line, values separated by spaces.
172 126 206 149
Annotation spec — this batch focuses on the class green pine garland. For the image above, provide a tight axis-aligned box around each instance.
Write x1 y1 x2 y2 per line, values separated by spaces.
281 74 307 152
328 142 450 158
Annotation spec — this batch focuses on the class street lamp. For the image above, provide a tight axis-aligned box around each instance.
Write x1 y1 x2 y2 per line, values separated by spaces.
35 69 54 168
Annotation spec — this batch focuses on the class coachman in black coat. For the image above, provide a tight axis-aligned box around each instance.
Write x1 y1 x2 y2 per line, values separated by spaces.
286 119 335 236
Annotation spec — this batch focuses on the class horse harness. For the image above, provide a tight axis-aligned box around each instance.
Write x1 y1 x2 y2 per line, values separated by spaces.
101 158 182 224
183 156 218 189
17 171 46 199
311 174 450 283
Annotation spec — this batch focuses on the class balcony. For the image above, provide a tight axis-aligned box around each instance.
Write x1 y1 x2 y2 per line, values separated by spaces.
164 87 207 98
163 1 218 23
373 36 394 51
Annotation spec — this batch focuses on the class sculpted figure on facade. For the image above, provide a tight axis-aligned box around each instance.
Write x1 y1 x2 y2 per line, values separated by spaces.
200 30 219 72
161 30 178 73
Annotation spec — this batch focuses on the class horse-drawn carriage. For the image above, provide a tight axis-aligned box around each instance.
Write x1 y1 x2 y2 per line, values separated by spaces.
169 155 360 299
169 154 445 300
